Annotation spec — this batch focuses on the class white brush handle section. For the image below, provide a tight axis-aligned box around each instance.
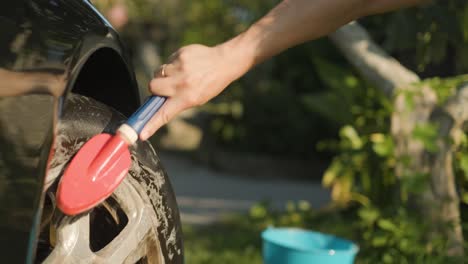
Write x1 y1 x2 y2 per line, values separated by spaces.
117 123 138 145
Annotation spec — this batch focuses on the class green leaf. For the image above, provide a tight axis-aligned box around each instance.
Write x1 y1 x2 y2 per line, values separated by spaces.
358 207 380 224
459 154 468 180
371 235 388 247
383 253 393 263
461 192 468 205
371 133 394 157
403 91 416 112
302 93 353 125
412 123 439 153
249 204 267 219
322 159 341 187
378 219 399 233
298 200 311 211
340 125 363 150
399 238 410 252
422 75 468 105
312 57 360 93
401 173 429 195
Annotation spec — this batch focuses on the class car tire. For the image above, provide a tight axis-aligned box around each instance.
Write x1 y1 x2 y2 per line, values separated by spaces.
35 94 183 264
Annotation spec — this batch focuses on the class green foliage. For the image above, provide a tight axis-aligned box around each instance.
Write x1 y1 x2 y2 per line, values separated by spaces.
301 58 361 126
416 75 468 105
184 202 465 264
364 0 468 75
315 78 396 207
318 72 468 207
183 222 263 264
316 75 468 263
412 123 439 153
262 202 465 263
320 128 397 207
355 206 459 264
202 44 345 158
454 133 468 206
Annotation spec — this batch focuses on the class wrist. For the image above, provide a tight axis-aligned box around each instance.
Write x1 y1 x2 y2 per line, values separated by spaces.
215 33 257 80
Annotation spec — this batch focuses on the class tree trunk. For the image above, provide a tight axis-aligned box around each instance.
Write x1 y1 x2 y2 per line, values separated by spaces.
329 22 420 96
427 84 468 255
329 22 464 256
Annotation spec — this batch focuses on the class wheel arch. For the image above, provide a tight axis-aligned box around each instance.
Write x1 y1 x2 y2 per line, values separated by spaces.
69 46 141 117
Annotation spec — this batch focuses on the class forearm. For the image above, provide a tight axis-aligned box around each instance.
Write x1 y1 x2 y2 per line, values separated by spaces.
220 0 426 74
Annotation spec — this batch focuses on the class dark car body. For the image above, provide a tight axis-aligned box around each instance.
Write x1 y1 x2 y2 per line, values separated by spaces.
0 0 181 262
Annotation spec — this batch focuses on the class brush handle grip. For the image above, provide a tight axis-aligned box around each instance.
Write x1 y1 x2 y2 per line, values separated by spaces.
126 96 166 134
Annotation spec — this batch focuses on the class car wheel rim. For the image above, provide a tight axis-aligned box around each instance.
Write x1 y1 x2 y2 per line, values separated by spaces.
36 132 165 264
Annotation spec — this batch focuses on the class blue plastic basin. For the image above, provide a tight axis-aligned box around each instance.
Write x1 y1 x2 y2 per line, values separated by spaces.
262 228 358 264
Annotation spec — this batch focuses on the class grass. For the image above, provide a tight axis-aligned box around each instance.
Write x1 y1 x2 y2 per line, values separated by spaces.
182 203 466 264
183 221 263 264
182 205 356 264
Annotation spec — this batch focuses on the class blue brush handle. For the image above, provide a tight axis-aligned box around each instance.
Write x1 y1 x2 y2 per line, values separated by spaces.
126 96 166 134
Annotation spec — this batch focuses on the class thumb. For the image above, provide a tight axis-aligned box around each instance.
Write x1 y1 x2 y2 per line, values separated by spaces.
139 97 185 141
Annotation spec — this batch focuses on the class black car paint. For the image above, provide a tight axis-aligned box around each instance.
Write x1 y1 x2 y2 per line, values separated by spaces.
0 0 180 262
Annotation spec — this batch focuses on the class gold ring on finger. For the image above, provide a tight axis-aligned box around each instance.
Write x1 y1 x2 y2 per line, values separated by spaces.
161 64 167 77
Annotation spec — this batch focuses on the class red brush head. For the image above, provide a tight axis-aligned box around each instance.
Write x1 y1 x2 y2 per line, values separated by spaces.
56 133 131 215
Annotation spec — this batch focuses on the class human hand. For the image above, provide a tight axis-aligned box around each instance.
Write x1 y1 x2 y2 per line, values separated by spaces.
140 43 251 140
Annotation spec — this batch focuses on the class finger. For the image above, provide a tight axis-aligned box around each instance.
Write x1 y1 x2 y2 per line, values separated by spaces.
167 51 180 63
139 97 186 140
148 75 181 97
153 63 177 78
